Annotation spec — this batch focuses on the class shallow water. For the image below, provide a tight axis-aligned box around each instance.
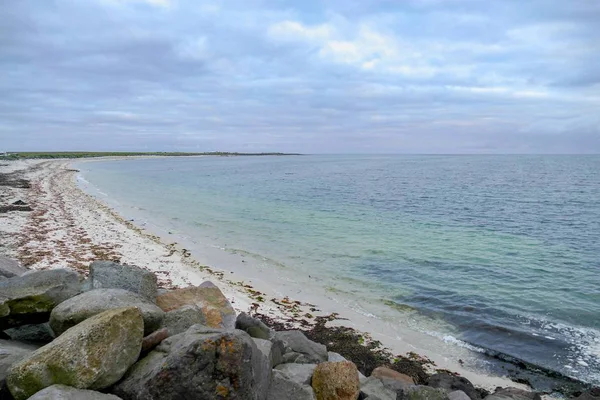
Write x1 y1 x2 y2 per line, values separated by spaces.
77 155 600 386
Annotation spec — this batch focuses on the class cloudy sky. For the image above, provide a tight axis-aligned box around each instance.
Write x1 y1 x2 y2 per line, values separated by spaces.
1 0 599 153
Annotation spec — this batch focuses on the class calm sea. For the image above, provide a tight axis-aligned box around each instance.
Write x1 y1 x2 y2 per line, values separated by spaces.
77 155 600 386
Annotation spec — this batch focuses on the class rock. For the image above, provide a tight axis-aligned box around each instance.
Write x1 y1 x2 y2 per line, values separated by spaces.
0 269 83 330
0 340 39 389
0 256 25 279
400 386 450 400
576 388 600 400
273 330 328 364
371 367 415 391
312 361 360 400
254 338 284 369
3 322 55 344
89 261 157 301
156 282 236 330
6 307 144 400
328 352 347 362
483 388 541 400
268 370 315 400
360 377 396 400
112 325 271 400
237 312 271 339
28 384 122 399
276 363 317 385
160 304 206 335
449 391 472 400
140 327 169 356
11 201 27 206
50 289 164 336
427 374 480 400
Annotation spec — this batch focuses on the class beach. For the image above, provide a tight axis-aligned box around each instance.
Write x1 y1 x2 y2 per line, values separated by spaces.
0 157 587 394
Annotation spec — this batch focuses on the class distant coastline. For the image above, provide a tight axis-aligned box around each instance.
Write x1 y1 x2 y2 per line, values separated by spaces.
1 151 303 160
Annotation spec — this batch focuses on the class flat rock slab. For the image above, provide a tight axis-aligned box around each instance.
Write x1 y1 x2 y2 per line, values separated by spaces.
50 288 164 336
28 384 123 399
484 388 541 400
156 281 236 330
0 269 83 330
275 363 317 385
268 370 315 400
6 307 143 400
0 256 26 279
89 261 157 302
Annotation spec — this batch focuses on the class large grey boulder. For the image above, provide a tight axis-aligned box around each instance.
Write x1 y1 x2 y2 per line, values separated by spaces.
449 391 472 400
6 307 144 400
88 261 157 301
160 305 206 335
3 322 55 344
237 312 271 339
268 370 315 400
360 377 396 400
0 269 83 330
427 373 480 400
484 388 541 400
0 256 25 279
113 325 271 400
575 388 600 400
275 363 317 385
28 384 122 399
254 338 284 369
273 330 328 364
0 340 39 389
50 289 164 336
398 386 450 400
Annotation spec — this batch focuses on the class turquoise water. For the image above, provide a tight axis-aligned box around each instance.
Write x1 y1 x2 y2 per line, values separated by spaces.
78 155 600 385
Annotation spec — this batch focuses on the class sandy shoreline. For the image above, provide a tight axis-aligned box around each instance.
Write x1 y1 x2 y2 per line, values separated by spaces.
0 158 529 392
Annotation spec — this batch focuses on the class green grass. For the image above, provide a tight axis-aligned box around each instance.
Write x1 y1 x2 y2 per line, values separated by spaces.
2 151 300 160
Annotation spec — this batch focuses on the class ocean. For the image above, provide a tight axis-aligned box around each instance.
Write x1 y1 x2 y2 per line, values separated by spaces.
76 155 600 389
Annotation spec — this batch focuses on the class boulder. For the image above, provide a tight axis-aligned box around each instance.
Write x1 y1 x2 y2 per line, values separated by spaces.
50 289 164 335
0 256 25 279
28 384 122 399
3 322 55 344
273 330 328 364
312 361 360 400
160 305 206 335
576 388 600 400
449 391 472 400
268 370 315 400
372 367 414 385
254 338 283 369
427 374 479 400
6 307 144 400
88 261 157 301
0 269 83 330
360 377 396 400
0 340 39 388
112 325 271 400
237 312 271 339
483 388 541 400
399 386 450 400
328 352 347 362
275 363 317 385
141 328 169 356
156 282 236 330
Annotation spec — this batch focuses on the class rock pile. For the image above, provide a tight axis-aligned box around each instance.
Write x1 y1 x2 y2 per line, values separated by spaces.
0 259 555 400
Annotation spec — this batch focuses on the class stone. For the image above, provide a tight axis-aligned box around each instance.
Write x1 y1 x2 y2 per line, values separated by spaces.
0 340 39 388
0 256 25 279
360 377 396 400
328 352 347 362
483 388 541 400
312 361 360 400
156 282 236 330
28 384 122 399
427 374 480 400
160 305 206 335
276 363 317 385
6 307 144 400
449 391 472 400
50 289 164 336
112 325 271 400
0 269 83 330
399 386 450 400
141 327 169 355
254 338 284 369
3 322 55 344
576 388 600 400
273 330 328 364
89 261 157 301
268 370 316 400
372 367 414 385
237 312 271 339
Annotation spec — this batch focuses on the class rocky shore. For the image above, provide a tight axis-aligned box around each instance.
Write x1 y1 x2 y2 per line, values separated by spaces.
4 258 594 400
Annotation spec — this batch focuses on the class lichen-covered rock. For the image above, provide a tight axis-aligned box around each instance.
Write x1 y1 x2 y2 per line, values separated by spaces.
6 307 144 400
312 361 360 400
3 322 55 344
88 261 157 301
28 384 123 399
237 312 271 339
360 377 396 400
254 338 284 369
50 289 164 335
160 304 206 335
399 386 450 400
112 325 271 400
0 269 83 330
275 363 317 385
268 370 316 400
0 340 39 389
427 374 479 400
273 330 328 364
483 388 541 400
156 282 235 330
0 256 25 279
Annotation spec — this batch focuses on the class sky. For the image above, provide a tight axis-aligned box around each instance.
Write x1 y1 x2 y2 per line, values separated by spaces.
1 0 599 154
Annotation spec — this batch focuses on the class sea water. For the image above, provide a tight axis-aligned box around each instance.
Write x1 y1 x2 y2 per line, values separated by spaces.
76 155 600 387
